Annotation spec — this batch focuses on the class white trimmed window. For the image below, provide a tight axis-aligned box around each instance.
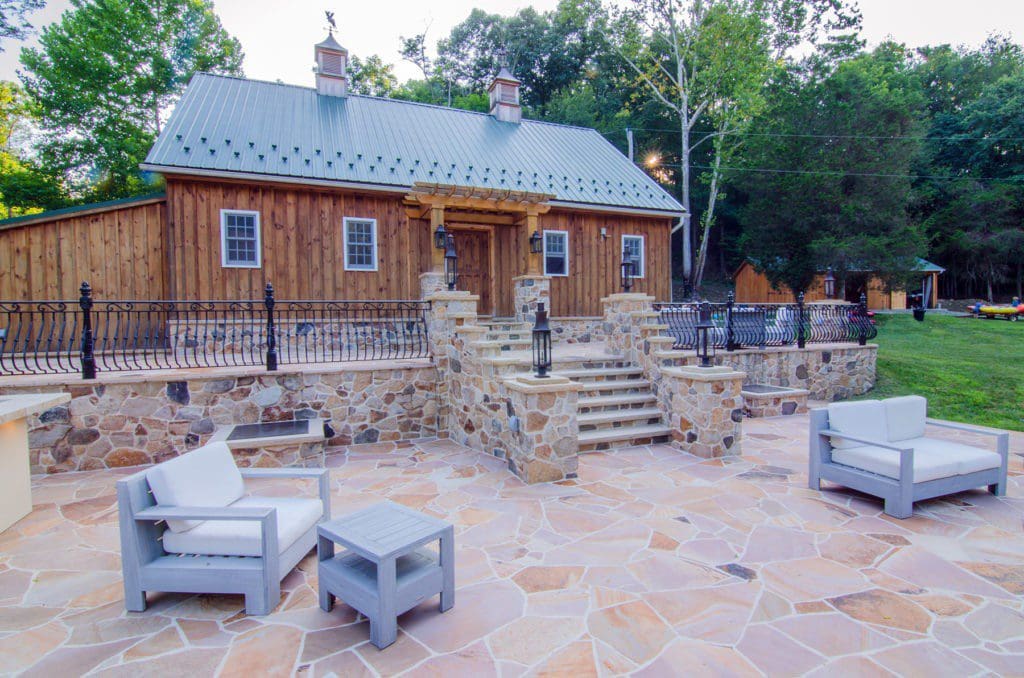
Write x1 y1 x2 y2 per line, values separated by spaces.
622 234 645 278
543 230 569 277
220 210 261 268
343 217 378 271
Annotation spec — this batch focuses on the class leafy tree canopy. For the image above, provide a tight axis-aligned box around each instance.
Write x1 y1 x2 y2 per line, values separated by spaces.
19 0 243 201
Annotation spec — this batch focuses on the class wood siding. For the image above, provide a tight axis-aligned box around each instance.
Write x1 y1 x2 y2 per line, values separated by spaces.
540 210 673 317
0 199 167 300
166 177 424 300
733 261 919 310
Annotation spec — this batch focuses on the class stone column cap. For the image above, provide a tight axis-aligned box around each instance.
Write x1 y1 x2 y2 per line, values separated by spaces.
663 365 746 382
512 274 549 282
418 271 445 280
601 293 656 303
426 291 480 302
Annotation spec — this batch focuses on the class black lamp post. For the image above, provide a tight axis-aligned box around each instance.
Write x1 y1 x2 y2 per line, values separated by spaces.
433 223 448 250
823 268 836 299
621 255 637 292
532 302 552 378
444 234 458 291
695 301 716 367
529 230 542 254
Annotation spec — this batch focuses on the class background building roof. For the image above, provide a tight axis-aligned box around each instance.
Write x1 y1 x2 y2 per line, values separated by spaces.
144 73 684 215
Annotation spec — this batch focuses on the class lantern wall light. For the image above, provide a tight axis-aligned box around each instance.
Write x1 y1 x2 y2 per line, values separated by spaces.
529 230 542 254
433 223 448 250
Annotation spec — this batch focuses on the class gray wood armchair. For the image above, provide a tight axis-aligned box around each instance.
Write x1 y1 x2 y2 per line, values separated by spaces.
809 396 1008 518
117 442 330 615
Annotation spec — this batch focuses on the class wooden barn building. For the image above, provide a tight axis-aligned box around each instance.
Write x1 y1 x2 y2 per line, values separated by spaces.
0 33 683 319
733 259 945 310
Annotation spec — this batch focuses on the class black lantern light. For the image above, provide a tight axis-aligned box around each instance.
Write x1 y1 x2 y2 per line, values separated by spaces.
532 302 552 377
823 267 836 299
443 234 458 291
433 223 448 250
529 230 542 254
621 255 637 292
695 301 716 368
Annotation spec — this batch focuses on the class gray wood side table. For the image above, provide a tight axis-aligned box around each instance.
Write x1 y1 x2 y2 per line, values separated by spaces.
317 501 454 649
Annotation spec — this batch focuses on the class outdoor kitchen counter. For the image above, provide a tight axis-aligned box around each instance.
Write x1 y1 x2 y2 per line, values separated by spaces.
0 392 70 532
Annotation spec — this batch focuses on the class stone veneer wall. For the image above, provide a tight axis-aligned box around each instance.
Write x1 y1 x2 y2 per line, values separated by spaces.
2 364 439 474
551 317 607 345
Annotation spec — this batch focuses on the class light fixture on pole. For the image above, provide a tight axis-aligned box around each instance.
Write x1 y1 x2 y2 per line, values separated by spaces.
695 301 716 368
532 302 552 378
621 255 637 292
823 267 836 299
444 234 457 291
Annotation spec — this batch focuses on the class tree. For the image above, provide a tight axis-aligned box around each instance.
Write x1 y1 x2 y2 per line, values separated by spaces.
19 0 243 200
0 80 66 216
738 44 927 297
348 55 398 97
605 0 861 289
0 0 44 50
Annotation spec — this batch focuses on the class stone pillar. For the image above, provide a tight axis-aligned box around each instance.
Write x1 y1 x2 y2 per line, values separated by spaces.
504 374 582 483
513 274 550 324
601 293 655 363
660 366 745 458
425 290 479 437
420 271 446 300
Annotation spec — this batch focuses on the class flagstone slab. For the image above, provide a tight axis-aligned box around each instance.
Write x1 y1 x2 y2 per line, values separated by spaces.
219 624 303 678
761 557 868 602
586 600 673 665
737 624 826 675
827 589 932 633
872 640 984 675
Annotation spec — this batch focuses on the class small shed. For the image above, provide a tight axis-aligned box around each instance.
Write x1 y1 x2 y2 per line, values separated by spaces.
733 258 945 310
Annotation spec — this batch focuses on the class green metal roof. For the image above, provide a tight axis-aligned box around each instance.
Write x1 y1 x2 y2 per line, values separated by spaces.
0 192 166 230
144 73 684 215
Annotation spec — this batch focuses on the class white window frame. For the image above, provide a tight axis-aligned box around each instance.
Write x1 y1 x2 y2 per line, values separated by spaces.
543 229 569 277
621 234 646 279
343 217 379 272
220 209 262 269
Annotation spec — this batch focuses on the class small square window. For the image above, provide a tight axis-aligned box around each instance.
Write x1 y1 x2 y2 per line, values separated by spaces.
622 235 645 278
344 218 378 271
543 230 569 277
220 210 261 268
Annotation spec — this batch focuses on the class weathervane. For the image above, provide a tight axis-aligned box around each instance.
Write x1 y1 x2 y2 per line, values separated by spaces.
325 10 336 34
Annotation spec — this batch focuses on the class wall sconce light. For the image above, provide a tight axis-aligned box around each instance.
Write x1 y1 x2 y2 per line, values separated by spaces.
434 223 448 250
529 230 542 254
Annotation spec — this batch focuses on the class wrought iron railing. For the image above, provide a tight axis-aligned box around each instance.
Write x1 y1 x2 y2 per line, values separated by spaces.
654 293 876 351
0 283 431 378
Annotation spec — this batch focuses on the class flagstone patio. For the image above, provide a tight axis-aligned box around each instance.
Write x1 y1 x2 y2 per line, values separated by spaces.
1 414 1022 677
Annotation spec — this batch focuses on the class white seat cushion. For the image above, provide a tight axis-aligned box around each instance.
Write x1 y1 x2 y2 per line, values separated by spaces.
885 396 928 442
827 400 887 449
831 437 1001 484
907 437 1002 476
147 443 245 532
162 496 323 557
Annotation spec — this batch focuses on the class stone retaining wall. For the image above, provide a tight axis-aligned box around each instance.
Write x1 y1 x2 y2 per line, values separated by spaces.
2 363 439 474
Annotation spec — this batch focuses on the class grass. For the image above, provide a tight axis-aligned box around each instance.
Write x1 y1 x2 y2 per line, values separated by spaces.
867 313 1024 431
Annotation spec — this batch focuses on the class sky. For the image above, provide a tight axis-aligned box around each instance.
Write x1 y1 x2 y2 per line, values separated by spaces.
1 0 1023 86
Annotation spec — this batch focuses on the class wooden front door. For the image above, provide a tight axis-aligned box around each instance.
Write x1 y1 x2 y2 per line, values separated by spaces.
451 229 492 315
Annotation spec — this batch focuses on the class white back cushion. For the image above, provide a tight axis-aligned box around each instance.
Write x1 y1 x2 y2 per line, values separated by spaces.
147 442 245 533
885 396 928 442
826 400 888 449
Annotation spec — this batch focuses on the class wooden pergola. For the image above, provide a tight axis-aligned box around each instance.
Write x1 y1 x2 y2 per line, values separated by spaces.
406 182 555 276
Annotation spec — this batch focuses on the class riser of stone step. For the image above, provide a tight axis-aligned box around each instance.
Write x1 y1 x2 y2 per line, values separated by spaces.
557 367 644 381
577 406 663 427
578 430 673 452
578 379 650 394
486 333 529 341
579 416 665 433
577 393 657 410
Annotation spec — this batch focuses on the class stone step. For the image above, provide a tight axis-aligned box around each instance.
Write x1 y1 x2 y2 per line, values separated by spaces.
497 339 533 351
577 407 663 427
578 379 651 393
486 332 529 341
557 367 643 380
577 392 657 410
578 423 673 449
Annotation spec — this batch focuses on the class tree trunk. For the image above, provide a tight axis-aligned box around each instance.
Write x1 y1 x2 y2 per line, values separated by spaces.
679 116 692 283
693 147 721 290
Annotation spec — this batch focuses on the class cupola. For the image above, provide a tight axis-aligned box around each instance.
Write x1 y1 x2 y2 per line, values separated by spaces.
488 67 522 123
314 31 348 97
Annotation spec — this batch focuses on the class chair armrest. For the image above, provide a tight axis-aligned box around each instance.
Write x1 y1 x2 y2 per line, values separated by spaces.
240 468 328 479
240 467 332 520
134 505 274 522
819 429 912 452
926 418 1008 438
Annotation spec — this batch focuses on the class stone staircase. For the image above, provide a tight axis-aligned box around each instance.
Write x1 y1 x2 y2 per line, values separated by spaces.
562 363 672 452
479 319 533 352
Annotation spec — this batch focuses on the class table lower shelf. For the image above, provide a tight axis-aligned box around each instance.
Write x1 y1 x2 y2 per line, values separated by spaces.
319 547 443 618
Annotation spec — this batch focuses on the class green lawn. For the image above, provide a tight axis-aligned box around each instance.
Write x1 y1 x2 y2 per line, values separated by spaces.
866 313 1024 431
